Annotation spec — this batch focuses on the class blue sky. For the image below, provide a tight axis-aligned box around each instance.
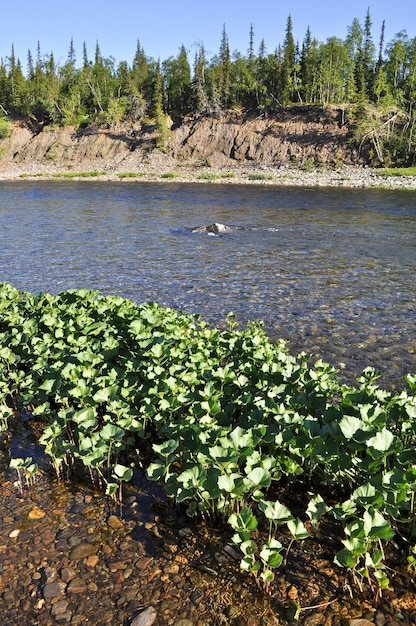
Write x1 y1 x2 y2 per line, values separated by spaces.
1 1 415 70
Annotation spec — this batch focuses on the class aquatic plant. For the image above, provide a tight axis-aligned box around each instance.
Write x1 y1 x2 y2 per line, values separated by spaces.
0 281 415 596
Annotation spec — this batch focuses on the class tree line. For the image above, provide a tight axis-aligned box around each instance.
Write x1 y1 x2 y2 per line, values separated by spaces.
1 10 416 165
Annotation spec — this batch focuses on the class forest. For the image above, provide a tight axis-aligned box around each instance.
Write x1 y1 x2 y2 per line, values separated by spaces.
1 9 416 166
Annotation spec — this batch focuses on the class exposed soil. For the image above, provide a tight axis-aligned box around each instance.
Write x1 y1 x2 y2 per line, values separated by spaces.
1 108 415 188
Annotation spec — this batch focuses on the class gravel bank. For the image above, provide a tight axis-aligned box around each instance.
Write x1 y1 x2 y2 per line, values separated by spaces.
0 162 416 189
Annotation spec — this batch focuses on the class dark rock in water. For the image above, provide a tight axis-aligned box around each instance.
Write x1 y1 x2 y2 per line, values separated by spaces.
191 222 231 233
69 542 98 561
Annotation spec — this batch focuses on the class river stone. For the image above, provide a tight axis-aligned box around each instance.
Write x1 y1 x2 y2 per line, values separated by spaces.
2 590 14 603
51 599 69 616
131 606 157 626
347 621 375 626
61 567 77 582
108 514 125 530
69 542 97 561
43 581 66 599
67 577 87 594
28 505 46 519
43 566 58 583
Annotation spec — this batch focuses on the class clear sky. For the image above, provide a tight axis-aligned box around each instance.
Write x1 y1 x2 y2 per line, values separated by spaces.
1 0 415 70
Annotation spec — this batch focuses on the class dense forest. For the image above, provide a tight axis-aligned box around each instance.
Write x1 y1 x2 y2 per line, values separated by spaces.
1 10 416 165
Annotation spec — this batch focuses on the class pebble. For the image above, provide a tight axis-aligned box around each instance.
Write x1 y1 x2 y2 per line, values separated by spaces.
86 554 99 567
303 614 326 626
135 556 153 570
28 505 46 519
61 566 77 582
51 599 69 616
67 577 87 593
2 590 14 603
69 542 98 561
20 598 31 611
108 514 125 530
130 606 157 626
43 581 66 599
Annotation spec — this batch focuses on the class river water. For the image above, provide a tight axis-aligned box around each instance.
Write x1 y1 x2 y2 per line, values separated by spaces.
0 180 415 389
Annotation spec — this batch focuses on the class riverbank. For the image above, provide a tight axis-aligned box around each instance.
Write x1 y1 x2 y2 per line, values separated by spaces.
1 161 416 190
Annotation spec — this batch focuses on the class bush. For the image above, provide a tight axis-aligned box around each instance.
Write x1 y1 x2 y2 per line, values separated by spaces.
0 116 11 139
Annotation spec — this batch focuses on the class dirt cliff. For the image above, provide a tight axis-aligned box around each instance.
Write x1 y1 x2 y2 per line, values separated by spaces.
0 106 360 176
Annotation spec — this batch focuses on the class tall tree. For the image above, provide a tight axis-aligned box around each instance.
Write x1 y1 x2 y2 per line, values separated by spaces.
163 45 192 117
192 43 209 112
362 8 376 93
218 24 231 107
281 15 296 103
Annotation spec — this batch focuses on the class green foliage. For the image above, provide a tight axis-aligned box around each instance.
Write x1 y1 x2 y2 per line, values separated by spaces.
378 167 416 176
0 282 415 596
0 116 11 139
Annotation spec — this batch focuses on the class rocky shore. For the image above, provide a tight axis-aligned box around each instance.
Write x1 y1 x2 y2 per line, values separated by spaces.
1 161 416 190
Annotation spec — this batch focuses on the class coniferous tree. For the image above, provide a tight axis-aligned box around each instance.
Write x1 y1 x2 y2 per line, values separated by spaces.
281 15 296 104
362 9 376 94
192 43 209 112
163 45 192 117
218 24 231 107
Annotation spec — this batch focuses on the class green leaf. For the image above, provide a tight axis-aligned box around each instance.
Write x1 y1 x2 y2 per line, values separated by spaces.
112 464 133 482
101 423 125 441
287 518 309 540
334 549 357 569
306 494 329 526
228 507 258 532
366 428 396 453
92 385 118 404
258 499 293 523
339 414 365 439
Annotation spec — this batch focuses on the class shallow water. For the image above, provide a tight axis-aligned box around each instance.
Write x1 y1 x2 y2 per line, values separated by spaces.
0 180 415 388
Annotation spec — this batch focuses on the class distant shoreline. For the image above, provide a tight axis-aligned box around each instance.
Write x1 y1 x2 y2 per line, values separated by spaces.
1 163 416 190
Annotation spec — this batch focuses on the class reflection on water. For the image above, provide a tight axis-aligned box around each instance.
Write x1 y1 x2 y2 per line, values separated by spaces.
0 181 415 388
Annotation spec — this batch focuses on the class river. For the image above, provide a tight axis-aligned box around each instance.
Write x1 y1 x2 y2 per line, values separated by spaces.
0 180 415 389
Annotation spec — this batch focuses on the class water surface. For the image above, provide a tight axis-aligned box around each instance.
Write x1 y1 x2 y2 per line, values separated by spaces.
0 181 415 388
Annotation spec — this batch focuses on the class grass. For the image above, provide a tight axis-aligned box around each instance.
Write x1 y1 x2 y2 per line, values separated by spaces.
197 172 236 180
161 171 180 178
117 172 144 179
52 171 107 178
378 167 416 177
248 172 274 181
20 171 107 179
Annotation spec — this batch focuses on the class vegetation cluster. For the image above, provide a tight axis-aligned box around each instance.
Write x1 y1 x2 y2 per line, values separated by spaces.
1 282 415 599
1 11 416 165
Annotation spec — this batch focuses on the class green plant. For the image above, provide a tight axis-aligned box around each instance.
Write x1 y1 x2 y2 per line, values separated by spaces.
51 171 107 178
0 116 11 139
247 172 274 181
9 456 40 493
0 282 414 597
161 171 179 178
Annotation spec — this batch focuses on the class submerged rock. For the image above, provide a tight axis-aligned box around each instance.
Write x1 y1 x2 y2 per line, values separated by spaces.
191 222 231 233
130 606 157 626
